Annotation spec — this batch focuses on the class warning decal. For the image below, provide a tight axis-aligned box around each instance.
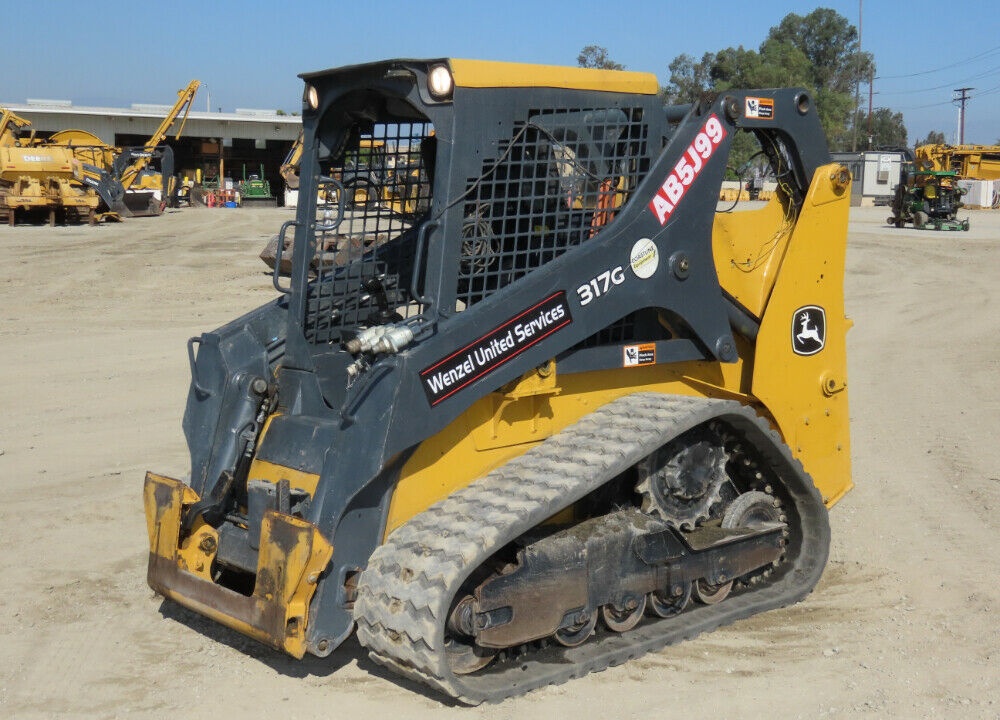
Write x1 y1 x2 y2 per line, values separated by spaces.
623 343 656 367
745 97 775 120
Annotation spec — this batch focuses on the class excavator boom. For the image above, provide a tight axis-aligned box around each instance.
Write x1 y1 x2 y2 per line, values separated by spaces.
119 80 199 190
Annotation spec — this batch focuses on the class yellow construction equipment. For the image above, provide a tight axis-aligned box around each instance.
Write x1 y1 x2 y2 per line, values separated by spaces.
0 107 99 226
119 80 199 189
915 143 1000 180
145 59 852 703
0 107 33 146
38 80 200 216
279 129 303 190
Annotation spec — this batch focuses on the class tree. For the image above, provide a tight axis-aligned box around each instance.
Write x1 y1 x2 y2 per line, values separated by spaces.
854 108 908 149
662 9 876 151
662 52 715 104
767 9 874 151
707 46 761 88
577 45 624 70
767 9 871 95
664 41 811 102
753 39 813 88
918 130 946 147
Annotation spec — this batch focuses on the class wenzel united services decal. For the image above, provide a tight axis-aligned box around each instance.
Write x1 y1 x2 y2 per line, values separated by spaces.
420 291 573 406
649 114 727 225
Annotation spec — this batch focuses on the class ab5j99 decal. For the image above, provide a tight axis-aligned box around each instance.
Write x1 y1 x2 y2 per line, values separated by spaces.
420 291 573 406
649 114 727 224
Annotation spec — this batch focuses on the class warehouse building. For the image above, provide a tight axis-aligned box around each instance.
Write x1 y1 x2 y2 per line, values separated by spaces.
3 99 301 204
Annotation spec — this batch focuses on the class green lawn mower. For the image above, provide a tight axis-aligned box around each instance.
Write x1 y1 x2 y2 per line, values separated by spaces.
888 169 969 231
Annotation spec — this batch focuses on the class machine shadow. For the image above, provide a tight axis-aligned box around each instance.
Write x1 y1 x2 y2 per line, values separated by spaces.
155 598 463 705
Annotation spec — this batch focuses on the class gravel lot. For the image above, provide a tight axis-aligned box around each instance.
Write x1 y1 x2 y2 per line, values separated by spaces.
1 204 997 719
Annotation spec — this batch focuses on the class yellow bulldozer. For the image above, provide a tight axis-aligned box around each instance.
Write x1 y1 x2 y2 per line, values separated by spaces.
0 106 100 226
144 59 852 703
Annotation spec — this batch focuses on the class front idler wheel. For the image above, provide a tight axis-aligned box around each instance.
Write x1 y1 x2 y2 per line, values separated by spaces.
444 636 497 675
445 595 497 674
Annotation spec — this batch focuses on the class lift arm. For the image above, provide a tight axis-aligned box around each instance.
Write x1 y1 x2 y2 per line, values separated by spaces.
279 130 303 189
118 80 200 189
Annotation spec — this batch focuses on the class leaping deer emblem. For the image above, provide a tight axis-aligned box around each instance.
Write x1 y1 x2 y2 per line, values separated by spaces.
796 312 822 346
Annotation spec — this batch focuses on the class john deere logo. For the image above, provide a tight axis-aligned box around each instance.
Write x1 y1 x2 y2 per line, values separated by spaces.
792 306 826 356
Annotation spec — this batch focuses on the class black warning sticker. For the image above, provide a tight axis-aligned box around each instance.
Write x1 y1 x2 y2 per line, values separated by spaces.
420 291 572 406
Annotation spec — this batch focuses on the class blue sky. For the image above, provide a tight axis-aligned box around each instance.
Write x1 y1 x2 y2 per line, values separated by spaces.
3 0 998 145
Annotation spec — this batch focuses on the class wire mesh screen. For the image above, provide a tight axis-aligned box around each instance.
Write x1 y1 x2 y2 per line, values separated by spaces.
456 107 650 308
304 122 434 345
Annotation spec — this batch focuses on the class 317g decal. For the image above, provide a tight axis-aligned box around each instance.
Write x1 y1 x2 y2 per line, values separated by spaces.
576 265 626 306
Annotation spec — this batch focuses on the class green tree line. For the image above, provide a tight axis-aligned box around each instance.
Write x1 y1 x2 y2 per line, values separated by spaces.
579 8 948 154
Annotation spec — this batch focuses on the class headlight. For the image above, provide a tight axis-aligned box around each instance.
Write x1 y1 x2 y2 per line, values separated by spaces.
305 84 319 110
427 65 454 101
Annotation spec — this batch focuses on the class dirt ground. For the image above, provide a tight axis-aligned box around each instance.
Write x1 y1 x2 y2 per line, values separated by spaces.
1 204 997 719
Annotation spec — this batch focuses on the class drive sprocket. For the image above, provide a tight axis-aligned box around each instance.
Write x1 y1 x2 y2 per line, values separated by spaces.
635 437 729 529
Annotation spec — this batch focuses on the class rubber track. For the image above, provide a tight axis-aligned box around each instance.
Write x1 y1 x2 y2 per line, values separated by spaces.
353 393 830 703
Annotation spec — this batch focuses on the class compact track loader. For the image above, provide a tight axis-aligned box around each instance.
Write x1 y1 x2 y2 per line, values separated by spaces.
144 59 853 703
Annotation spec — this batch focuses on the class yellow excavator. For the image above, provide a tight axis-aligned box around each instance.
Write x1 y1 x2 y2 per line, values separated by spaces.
39 80 200 217
0 107 99 226
265 133 429 271
280 131 425 211
279 129 303 191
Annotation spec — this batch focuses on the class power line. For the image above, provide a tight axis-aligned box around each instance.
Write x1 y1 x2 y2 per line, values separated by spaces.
876 45 1000 80
895 81 1000 110
973 82 1000 99
895 98 961 110
877 65 1000 95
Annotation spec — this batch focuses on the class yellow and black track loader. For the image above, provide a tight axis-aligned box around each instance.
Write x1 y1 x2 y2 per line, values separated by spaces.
144 59 852 703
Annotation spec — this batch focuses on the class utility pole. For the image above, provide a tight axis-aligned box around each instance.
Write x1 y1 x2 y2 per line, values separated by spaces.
953 87 973 144
852 0 863 152
867 68 874 149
